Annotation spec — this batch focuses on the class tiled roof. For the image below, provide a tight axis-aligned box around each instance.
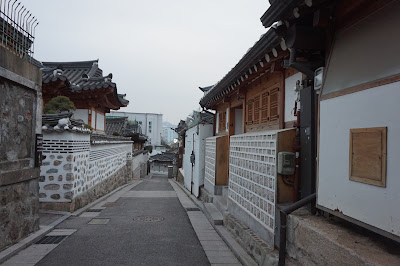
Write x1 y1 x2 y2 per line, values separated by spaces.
39 60 129 109
105 116 128 136
199 85 213 93
150 152 176 162
41 60 118 92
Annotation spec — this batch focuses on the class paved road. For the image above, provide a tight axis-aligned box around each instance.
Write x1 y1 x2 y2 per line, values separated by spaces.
37 174 210 266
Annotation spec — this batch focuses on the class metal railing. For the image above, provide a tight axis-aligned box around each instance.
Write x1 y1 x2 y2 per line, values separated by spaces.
0 0 38 59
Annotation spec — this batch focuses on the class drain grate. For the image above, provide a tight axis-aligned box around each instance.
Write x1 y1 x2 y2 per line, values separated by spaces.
186 208 200 212
85 209 103 212
36 235 67 244
133 216 164 223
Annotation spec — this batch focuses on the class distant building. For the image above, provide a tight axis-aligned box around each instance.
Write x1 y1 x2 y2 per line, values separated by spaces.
108 112 163 146
161 122 178 145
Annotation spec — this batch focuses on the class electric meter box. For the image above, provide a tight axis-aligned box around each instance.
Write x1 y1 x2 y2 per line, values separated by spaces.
277 152 295 175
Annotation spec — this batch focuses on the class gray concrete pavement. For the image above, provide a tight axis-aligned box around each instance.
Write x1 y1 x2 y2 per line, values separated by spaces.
4 174 243 266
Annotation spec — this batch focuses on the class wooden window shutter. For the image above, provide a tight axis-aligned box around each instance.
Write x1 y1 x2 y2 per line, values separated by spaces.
247 100 254 125
254 95 260 124
269 88 279 123
261 91 269 123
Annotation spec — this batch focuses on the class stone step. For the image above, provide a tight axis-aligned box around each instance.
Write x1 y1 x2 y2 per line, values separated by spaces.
213 194 228 215
204 203 224 225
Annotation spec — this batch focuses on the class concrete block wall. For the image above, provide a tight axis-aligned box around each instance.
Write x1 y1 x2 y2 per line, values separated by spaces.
204 136 216 195
228 131 277 245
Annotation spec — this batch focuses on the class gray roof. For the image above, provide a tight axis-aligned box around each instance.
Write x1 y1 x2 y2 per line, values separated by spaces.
199 29 280 108
39 60 128 107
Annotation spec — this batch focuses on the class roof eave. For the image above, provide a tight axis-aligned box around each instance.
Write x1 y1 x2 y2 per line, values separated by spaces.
260 0 300 28
199 29 280 108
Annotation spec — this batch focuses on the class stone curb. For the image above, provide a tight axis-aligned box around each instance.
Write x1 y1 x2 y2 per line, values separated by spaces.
172 180 258 266
0 179 144 264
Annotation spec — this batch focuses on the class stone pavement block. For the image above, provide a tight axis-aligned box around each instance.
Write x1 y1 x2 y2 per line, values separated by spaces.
88 218 110 225
79 212 100 218
206 254 240 264
121 191 177 198
197 235 223 241
46 229 77 236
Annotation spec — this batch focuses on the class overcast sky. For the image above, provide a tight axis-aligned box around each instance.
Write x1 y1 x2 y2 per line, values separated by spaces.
25 0 270 125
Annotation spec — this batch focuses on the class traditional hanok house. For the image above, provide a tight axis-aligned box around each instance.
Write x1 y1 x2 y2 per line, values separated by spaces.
41 60 129 132
199 23 308 260
149 151 176 174
106 116 148 150
259 0 400 265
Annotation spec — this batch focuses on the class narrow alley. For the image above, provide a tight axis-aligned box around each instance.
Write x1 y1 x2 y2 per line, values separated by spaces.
3 175 242 266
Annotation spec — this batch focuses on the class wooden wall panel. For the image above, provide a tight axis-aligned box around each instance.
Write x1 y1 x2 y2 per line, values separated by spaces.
216 135 229 185
277 129 296 203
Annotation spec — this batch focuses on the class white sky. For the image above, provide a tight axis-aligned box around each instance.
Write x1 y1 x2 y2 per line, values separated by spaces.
25 0 270 125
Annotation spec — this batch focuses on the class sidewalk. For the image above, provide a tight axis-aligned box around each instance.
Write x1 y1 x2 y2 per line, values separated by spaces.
2 174 241 266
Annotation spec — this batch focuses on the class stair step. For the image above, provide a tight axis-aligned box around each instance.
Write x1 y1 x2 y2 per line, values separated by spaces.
204 203 223 225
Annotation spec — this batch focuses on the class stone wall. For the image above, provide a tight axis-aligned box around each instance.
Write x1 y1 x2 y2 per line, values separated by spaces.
39 132 133 212
0 46 42 250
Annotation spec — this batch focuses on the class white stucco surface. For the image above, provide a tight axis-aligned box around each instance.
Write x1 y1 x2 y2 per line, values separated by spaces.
284 72 302 122
183 124 213 197
72 109 89 124
318 82 400 238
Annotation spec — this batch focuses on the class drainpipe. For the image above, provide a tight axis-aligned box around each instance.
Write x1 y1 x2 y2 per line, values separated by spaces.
279 193 316 266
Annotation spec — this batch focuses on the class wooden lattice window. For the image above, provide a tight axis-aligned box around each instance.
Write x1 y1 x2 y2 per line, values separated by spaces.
269 87 279 123
247 100 254 125
253 95 260 124
261 91 269 123
349 127 387 187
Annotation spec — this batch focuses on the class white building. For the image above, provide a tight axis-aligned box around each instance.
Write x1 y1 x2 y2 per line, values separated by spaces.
108 112 163 146
161 122 178 145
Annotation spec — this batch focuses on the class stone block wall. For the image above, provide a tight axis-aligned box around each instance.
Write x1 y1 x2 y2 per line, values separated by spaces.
0 46 42 250
39 131 133 212
131 151 148 179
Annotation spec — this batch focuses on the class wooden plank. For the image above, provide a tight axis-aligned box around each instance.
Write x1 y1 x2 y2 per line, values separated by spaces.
215 135 229 186
277 129 296 204
349 127 387 187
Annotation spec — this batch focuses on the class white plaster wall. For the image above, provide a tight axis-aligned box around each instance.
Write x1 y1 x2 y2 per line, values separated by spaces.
40 132 90 202
96 112 104 131
318 82 400 237
234 109 243 135
40 131 132 203
284 72 302 122
183 124 213 197
72 109 88 124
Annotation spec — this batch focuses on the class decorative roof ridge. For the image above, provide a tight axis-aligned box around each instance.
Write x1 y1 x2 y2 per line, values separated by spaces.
41 60 99 68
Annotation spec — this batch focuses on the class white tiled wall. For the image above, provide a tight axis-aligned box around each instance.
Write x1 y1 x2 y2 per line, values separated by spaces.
229 132 277 232
204 137 217 188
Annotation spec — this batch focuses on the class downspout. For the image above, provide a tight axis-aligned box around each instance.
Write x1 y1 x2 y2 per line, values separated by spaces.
279 193 316 266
